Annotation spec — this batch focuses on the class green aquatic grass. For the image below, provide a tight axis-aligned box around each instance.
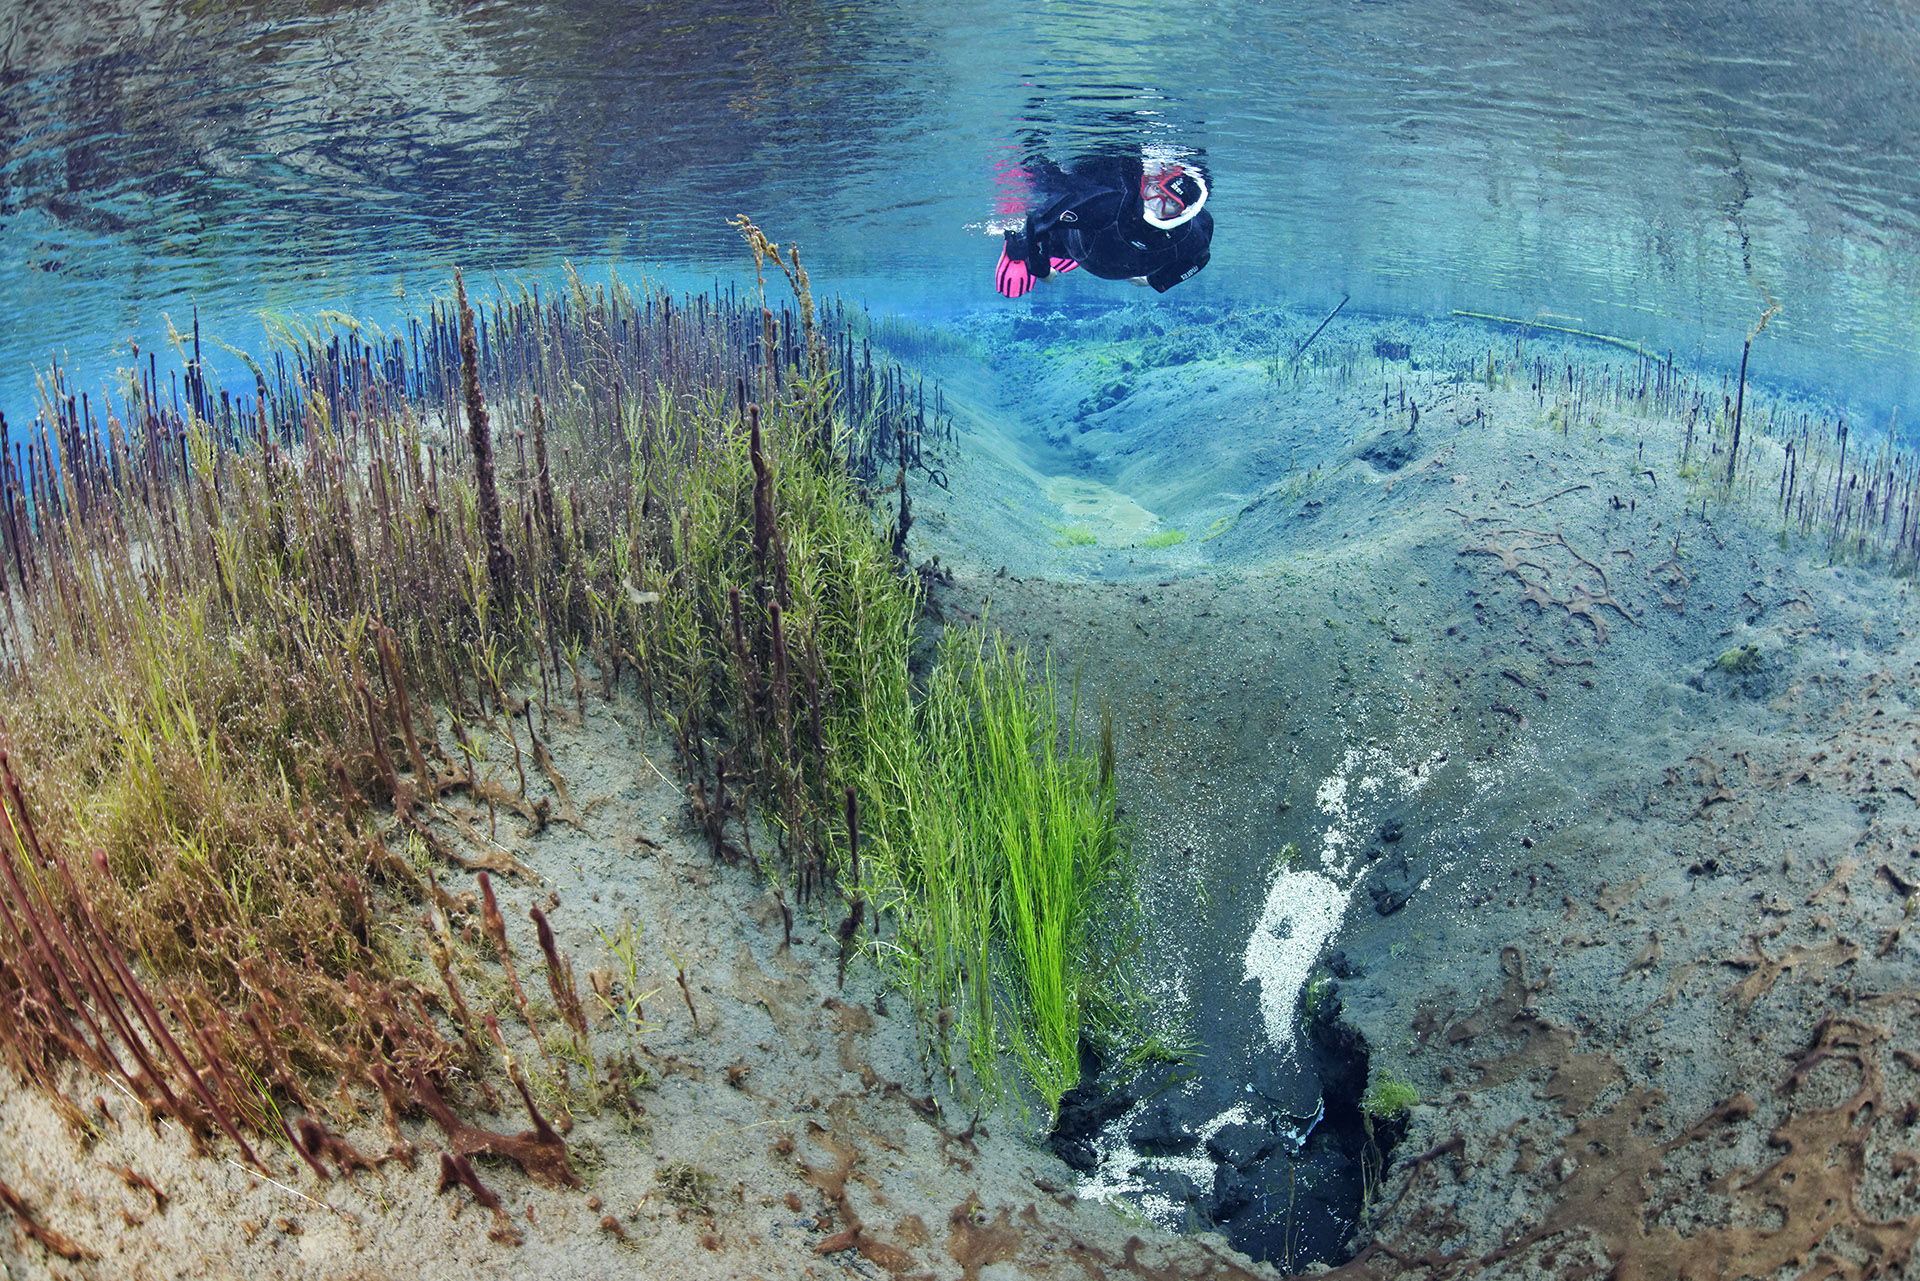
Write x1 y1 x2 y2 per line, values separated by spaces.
860 624 1127 1111
1140 528 1187 549
1201 512 1239 542
1054 525 1097 547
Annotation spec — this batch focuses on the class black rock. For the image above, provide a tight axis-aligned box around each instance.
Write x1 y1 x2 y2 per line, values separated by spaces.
1369 851 1413 916
1379 818 1405 843
1128 1101 1197 1155
1053 1080 1134 1142
1210 1166 1258 1222
1134 1166 1202 1207
1327 949 1363 980
1206 1121 1280 1170
1370 880 1411 915
1050 1135 1099 1172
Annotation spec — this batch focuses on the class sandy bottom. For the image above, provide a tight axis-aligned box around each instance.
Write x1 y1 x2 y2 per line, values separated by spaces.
5 305 1919 1280
909 306 1920 1277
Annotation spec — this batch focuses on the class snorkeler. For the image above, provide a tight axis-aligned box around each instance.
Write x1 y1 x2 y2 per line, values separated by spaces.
994 151 1212 298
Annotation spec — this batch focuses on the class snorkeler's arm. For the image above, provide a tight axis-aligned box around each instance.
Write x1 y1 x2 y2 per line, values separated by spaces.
1145 250 1208 292
1144 214 1213 292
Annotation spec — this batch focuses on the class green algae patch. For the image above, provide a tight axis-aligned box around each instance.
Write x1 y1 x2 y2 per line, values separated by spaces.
1043 474 1157 542
1362 1070 1420 1120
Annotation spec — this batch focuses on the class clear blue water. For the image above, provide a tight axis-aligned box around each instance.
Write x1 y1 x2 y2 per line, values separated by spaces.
5 0 1920 422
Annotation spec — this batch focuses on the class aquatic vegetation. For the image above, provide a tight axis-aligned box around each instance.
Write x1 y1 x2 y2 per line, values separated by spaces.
1360 1070 1418 1120
0 228 1025 1170
1140 528 1187 549
0 210 1144 1190
1301 973 1335 1021
1055 525 1097 547
859 625 1129 1111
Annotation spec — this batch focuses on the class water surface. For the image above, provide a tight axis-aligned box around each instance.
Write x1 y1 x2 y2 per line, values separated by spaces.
6 0 1920 415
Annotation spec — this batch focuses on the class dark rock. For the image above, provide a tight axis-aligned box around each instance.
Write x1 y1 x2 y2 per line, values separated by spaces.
1369 851 1413 916
1134 1166 1202 1207
1127 1101 1196 1155
1206 1121 1280 1170
1048 1047 1136 1174
1210 1167 1258 1222
1308 994 1373 1149
1327 949 1363 980
1370 880 1411 915
1051 1136 1099 1172
1357 430 1420 472
1378 818 1404 843
1053 1080 1134 1141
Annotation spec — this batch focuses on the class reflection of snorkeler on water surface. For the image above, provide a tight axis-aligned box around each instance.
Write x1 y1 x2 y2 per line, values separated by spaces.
994 149 1212 297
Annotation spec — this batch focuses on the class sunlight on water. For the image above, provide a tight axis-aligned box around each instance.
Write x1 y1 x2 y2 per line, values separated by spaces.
6 0 1920 414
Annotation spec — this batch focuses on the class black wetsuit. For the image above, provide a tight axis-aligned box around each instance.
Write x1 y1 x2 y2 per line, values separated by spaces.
1005 155 1212 293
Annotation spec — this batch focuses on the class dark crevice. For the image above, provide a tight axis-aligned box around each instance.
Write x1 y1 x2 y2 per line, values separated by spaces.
1045 981 1399 1273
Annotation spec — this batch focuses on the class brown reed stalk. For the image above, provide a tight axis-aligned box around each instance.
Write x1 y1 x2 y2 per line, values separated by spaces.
424 899 487 1063
836 786 865 989
437 1151 522 1244
375 620 438 795
529 905 589 1042
1726 302 1780 485
749 402 773 577
530 394 561 570
674 959 699 1032
409 1053 577 1188
455 270 515 605
476 872 542 1047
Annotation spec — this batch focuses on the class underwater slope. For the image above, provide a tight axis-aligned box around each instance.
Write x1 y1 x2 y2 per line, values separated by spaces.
904 303 1920 1275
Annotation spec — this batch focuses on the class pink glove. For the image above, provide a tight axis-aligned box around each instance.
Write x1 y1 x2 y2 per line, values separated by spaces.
996 244 1036 297
1050 256 1078 274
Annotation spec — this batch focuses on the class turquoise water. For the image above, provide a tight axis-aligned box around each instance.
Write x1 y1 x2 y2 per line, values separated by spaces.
5 0 1920 419
5 2 1919 1269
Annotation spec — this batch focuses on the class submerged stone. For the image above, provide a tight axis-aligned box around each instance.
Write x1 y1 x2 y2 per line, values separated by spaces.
1368 851 1414 916
1128 1100 1198 1155
1357 429 1421 472
1206 1121 1281 1170
1209 1166 1258 1221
